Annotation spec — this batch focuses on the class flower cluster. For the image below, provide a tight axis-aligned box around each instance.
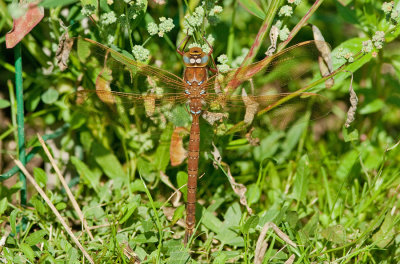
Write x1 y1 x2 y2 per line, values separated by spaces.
217 54 230 73
335 48 354 63
81 4 96 16
279 5 293 17
279 25 290 41
231 48 249 68
183 6 205 35
372 31 385 49
132 45 150 62
382 1 399 23
361 40 374 53
101 11 117 25
157 17 175 37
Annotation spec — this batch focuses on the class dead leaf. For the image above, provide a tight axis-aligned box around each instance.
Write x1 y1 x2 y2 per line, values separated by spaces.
211 143 252 214
312 25 334 88
122 242 141 263
56 27 73 71
170 127 188 166
345 71 358 128
265 25 279 56
6 3 44 49
255 222 297 264
160 171 182 207
242 88 259 124
246 127 260 146
202 111 228 125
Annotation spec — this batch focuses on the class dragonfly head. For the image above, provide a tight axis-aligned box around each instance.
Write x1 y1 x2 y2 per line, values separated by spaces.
183 47 209 67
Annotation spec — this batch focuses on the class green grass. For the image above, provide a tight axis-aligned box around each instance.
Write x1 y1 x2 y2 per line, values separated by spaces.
1 0 400 263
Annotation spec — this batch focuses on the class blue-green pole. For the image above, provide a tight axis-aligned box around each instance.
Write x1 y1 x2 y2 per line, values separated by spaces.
15 42 27 206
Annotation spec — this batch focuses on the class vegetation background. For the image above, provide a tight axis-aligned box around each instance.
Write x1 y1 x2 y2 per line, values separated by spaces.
0 0 400 263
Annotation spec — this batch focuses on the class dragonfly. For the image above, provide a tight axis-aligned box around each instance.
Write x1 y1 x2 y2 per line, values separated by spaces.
67 35 333 244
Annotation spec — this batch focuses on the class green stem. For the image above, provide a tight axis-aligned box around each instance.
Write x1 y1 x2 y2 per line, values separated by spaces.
15 43 26 206
227 0 237 61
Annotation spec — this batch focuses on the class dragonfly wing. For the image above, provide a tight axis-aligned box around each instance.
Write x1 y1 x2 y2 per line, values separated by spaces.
72 37 186 93
204 40 333 96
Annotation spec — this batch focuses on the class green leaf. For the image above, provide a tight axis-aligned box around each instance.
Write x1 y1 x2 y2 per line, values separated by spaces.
137 157 155 182
176 171 188 200
293 155 310 204
224 203 242 227
131 179 146 193
91 142 125 179
56 202 67 211
30 195 47 216
167 251 190 264
20 242 35 262
39 0 78 8
245 184 260 206
10 209 18 234
0 98 10 109
170 106 190 127
359 99 385 114
119 197 139 224
336 150 358 180
212 252 227 264
171 205 185 226
372 212 396 248
242 215 259 234
0 197 8 216
155 124 172 172
71 156 100 192
133 233 158 243
25 229 47 246
238 0 265 19
342 126 359 142
336 1 359 24
321 225 347 244
41 88 59 104
33 168 47 188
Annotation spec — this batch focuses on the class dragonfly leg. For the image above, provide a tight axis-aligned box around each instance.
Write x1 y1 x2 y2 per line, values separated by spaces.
201 35 218 74
177 32 191 56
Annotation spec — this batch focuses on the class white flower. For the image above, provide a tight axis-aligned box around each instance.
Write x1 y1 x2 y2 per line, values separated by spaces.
217 64 230 73
361 40 373 53
288 0 301 5
101 11 117 25
382 1 394 14
278 5 293 17
279 25 290 41
217 54 229 64
147 22 158 36
81 5 96 16
132 45 150 62
158 17 174 37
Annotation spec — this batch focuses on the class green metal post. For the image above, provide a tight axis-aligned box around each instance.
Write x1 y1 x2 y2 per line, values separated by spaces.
15 42 27 206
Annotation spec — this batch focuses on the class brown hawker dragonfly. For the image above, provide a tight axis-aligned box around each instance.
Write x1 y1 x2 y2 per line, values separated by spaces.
67 35 333 244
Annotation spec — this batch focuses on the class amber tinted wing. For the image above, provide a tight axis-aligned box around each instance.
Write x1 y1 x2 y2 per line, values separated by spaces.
71 37 186 93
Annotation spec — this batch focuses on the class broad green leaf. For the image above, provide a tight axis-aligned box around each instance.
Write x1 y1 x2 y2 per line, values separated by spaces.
238 0 265 19
55 202 67 211
245 184 260 205
321 225 347 244
39 0 78 8
372 212 396 248
212 252 227 264
170 106 190 127
202 209 223 233
215 228 244 247
359 99 385 114
167 251 190 264
67 247 79 264
171 205 185 226
20 243 35 262
336 1 359 24
25 229 47 246
41 88 59 104
131 179 146 192
301 213 319 238
336 150 358 180
33 168 47 188
0 98 10 109
342 126 359 142
137 157 155 182
224 203 242 227
71 156 100 192
91 142 125 179
119 198 139 224
133 233 158 243
293 155 310 204
242 215 259 234
155 124 172 172
10 209 18 234
176 171 188 200
30 195 47 216
0 197 7 216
